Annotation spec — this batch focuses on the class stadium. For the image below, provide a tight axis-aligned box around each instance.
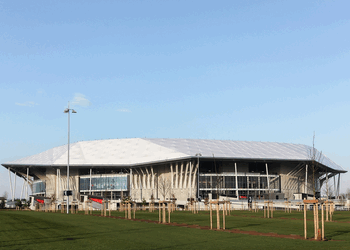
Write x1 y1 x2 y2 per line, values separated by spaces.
1 138 346 208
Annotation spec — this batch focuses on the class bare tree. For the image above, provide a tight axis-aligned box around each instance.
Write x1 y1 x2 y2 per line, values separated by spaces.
308 133 324 198
345 188 350 200
321 183 334 199
2 191 8 199
158 176 171 200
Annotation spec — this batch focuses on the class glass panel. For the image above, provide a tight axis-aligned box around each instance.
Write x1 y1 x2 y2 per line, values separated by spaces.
33 181 46 194
238 176 247 188
81 176 128 191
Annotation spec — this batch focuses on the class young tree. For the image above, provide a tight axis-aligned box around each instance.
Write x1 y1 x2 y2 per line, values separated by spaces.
308 133 323 198
158 176 171 200
2 191 8 199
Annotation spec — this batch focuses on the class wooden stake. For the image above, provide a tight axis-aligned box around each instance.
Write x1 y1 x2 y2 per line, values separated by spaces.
223 203 225 230
271 202 273 218
321 204 324 240
313 203 319 240
159 203 161 223
210 203 212 230
216 203 220 230
168 204 171 223
162 203 166 224
304 202 307 239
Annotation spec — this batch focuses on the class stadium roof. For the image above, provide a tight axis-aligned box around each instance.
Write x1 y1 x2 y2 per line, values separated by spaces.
1 138 346 173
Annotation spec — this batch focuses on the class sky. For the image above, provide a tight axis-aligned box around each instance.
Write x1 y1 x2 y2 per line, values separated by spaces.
1 0 349 199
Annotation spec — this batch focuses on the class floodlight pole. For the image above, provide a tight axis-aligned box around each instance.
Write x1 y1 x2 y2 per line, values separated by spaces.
64 103 77 214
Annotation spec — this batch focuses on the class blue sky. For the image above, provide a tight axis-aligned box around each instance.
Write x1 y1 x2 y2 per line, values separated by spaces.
1 0 349 198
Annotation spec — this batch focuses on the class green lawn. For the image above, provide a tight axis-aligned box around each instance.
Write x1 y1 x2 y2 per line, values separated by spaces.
1 209 350 249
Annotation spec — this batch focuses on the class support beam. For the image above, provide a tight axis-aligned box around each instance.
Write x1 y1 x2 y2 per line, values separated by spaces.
192 160 198 190
337 173 340 198
184 162 189 189
14 171 17 200
170 163 173 189
235 163 238 198
26 168 29 200
179 162 184 189
175 162 178 189
56 168 59 200
8 168 14 201
130 168 133 195
89 168 92 195
151 166 154 189
326 171 329 199
145 167 150 189
265 163 270 193
189 161 192 197
305 164 308 195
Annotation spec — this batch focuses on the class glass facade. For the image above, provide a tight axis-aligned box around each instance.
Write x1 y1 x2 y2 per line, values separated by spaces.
80 175 128 192
199 174 280 196
33 181 46 194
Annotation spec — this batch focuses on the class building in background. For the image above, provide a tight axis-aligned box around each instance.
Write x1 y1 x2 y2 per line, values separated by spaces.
1 138 346 207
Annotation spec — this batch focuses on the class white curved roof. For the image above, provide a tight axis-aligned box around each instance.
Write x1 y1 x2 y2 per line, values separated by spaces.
2 138 345 172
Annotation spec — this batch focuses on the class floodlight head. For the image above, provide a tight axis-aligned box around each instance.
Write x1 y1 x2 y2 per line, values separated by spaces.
64 108 69 113
195 153 202 157
72 109 77 113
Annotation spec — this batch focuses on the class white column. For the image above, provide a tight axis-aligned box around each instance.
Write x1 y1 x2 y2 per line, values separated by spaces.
265 163 270 192
142 170 146 190
130 168 133 196
151 167 154 189
326 171 329 199
26 168 29 200
179 162 184 189
14 171 16 200
170 164 174 189
192 160 198 188
189 161 192 197
184 162 189 189
305 164 308 194
175 162 178 189
235 163 238 198
89 168 92 194
8 168 13 201
56 169 59 199
189 162 192 188
146 168 150 189
337 173 340 198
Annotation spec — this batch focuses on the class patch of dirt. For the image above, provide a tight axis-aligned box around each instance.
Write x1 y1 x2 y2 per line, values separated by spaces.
81 213 333 240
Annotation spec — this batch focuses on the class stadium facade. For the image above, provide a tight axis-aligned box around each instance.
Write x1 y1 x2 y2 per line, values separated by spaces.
1 138 346 206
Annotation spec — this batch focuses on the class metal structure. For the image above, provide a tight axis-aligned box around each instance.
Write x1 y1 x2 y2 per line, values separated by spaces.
2 138 346 208
63 104 77 214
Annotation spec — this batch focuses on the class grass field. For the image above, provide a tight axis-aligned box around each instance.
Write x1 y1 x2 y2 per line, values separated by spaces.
1 209 350 249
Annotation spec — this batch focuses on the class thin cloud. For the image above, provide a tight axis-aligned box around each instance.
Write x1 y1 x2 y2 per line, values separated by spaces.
37 89 45 95
15 101 38 107
71 93 91 107
117 108 131 112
